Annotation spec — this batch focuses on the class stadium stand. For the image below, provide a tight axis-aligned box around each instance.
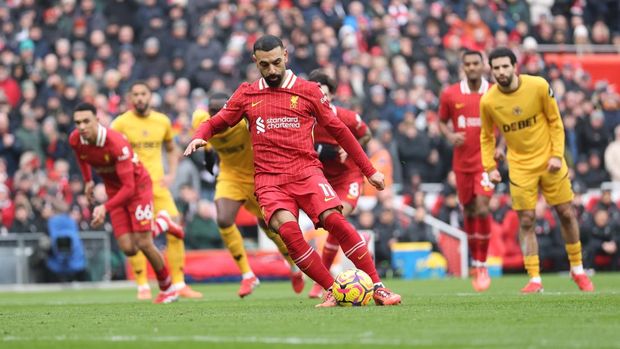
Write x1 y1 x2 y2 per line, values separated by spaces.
0 0 619 279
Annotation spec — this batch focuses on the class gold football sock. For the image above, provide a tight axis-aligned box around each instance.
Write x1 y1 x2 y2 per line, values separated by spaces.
166 234 186 285
220 225 252 274
129 251 149 287
264 227 296 268
565 242 583 268
523 255 540 279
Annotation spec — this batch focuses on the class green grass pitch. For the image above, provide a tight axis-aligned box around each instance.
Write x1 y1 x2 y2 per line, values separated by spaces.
1 273 619 349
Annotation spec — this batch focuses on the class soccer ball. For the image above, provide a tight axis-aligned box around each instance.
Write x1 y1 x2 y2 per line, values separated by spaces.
332 269 374 306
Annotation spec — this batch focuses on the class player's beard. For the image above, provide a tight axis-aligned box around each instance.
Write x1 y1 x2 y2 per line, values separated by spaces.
264 73 283 88
134 102 149 115
495 74 513 87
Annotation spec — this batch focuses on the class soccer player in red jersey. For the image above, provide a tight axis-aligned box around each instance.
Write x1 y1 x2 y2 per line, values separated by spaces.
306 70 372 299
438 50 494 292
69 103 178 304
185 35 401 307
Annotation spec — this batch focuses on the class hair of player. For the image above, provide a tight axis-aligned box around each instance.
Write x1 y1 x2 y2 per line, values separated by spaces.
253 35 284 53
73 102 97 115
129 80 150 92
308 70 337 94
209 91 230 102
488 47 517 67
462 49 483 62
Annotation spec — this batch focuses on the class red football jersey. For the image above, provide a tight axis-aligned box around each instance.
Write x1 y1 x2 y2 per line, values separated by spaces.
313 106 368 180
69 126 152 211
195 70 376 189
438 79 490 173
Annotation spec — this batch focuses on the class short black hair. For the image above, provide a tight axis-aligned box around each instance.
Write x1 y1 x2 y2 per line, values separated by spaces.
462 49 483 62
129 80 150 91
209 91 230 101
488 47 517 67
74 102 97 115
253 35 284 53
308 69 337 94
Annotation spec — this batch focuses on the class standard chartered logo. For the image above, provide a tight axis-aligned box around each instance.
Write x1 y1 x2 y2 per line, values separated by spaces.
256 117 265 134
256 116 300 134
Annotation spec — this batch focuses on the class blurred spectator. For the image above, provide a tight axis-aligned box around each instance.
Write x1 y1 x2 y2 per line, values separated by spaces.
184 199 221 250
605 125 620 181
0 112 22 176
396 207 438 250
583 208 619 270
594 186 620 225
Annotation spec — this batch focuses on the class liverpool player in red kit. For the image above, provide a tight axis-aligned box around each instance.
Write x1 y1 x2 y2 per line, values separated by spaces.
70 103 178 303
185 35 401 307
438 50 494 292
306 70 372 299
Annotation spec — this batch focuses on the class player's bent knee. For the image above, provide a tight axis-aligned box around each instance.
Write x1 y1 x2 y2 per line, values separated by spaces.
318 208 341 224
554 202 575 222
119 242 138 256
216 217 235 228
518 211 536 230
133 234 155 252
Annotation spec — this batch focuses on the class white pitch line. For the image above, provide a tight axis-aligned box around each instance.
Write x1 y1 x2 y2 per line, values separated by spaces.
3 335 617 348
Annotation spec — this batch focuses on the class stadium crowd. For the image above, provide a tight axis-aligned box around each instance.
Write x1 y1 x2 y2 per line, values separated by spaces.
0 0 619 275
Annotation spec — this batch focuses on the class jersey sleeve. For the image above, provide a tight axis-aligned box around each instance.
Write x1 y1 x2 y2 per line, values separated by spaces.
103 139 137 211
194 84 247 140
479 97 497 172
540 80 565 159
162 115 173 142
438 89 452 123
310 84 376 178
341 109 368 139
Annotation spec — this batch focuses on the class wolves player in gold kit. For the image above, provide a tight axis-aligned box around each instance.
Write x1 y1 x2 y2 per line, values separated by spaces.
480 47 594 293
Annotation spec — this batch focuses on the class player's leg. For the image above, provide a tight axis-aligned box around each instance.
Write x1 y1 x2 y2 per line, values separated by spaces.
216 197 259 297
554 201 594 291
132 232 178 304
269 209 336 306
127 252 150 299
543 165 594 291
257 218 304 294
472 195 492 292
319 209 401 305
310 178 364 298
154 191 202 298
301 175 400 306
517 209 544 293
109 206 151 299
509 170 544 293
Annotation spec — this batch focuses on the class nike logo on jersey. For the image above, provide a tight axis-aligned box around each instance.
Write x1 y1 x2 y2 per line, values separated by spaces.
455 103 465 109
324 196 336 202
357 251 368 260
251 100 263 107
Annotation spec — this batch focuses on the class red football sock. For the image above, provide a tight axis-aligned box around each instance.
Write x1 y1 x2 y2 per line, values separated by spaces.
323 213 380 283
464 215 479 262
322 233 340 270
477 215 492 264
154 266 172 291
278 221 334 289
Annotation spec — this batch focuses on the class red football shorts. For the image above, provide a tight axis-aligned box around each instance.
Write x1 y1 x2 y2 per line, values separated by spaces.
327 174 363 209
256 173 343 227
108 183 154 238
454 170 494 206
